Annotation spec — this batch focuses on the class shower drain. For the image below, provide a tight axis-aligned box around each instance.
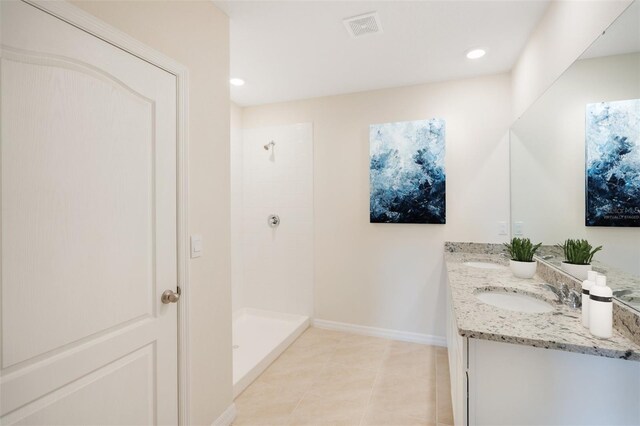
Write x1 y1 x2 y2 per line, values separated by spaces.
232 345 239 350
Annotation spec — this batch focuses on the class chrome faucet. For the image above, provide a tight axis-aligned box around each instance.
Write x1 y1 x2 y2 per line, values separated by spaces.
613 289 632 298
544 283 581 308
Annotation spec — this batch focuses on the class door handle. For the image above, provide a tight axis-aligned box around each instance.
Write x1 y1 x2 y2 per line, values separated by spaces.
161 288 181 304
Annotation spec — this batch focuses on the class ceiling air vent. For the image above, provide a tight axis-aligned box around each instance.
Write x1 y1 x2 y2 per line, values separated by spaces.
343 12 382 38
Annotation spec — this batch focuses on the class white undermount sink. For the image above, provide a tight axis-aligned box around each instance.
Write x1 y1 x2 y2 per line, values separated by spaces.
475 290 554 314
463 261 503 269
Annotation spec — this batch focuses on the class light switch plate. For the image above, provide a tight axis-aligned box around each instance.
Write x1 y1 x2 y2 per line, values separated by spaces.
190 235 202 258
514 221 524 236
498 221 507 236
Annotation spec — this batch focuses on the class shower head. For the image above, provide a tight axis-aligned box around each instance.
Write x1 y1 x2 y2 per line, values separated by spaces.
263 141 275 150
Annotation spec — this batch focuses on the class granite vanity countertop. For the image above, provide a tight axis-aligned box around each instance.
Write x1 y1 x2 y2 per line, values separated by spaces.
445 251 640 361
536 245 640 311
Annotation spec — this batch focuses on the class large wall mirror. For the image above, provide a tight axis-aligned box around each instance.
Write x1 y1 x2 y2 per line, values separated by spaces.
511 1 640 311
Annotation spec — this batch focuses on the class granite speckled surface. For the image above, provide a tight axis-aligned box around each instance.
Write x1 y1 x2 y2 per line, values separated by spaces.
445 249 640 361
532 247 640 348
536 245 640 311
614 304 640 347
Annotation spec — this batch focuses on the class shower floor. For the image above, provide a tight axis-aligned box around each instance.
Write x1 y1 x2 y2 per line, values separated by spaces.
232 308 309 397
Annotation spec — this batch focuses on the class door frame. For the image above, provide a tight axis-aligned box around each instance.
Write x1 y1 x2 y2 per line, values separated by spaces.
16 1 192 424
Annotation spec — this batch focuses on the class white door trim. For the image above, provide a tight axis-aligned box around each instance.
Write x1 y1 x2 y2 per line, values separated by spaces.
18 1 192 424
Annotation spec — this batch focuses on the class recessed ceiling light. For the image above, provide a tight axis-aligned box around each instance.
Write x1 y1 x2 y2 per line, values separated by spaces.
466 48 486 59
230 78 245 86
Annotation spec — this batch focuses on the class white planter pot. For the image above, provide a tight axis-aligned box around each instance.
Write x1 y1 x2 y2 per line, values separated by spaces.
561 262 592 280
510 260 537 279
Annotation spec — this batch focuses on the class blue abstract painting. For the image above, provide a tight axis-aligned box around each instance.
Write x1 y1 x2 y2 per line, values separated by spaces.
370 119 446 224
586 99 640 227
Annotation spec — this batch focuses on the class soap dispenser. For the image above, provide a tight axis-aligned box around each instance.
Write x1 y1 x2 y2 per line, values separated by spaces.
581 271 598 328
589 275 613 339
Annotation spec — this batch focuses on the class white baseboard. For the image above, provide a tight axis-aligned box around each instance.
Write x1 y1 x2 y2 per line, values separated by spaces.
211 403 236 426
312 318 447 347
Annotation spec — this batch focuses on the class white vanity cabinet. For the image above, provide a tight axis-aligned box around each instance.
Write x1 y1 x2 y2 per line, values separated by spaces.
446 287 467 425
446 288 640 426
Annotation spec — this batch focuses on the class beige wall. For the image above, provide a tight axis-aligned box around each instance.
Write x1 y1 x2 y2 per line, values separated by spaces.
71 1 232 424
230 102 243 314
511 0 632 120
242 74 512 337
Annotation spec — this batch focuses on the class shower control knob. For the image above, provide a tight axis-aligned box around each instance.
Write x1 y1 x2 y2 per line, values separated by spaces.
268 214 280 228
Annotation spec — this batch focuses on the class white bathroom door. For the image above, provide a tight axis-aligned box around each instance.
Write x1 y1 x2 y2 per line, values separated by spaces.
1 1 179 424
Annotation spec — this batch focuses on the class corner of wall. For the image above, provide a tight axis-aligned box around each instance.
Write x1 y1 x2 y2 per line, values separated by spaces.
510 0 632 121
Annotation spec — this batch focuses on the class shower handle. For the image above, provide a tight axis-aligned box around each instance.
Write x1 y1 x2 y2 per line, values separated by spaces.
268 214 280 228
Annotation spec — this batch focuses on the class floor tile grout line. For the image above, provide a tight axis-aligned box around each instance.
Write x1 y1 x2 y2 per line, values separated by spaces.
357 342 390 426
292 329 391 425
287 331 345 422
376 345 441 424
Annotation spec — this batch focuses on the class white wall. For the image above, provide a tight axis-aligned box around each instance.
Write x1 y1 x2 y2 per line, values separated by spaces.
242 74 511 338
71 2 233 424
511 0 632 120
512 53 640 275
231 102 244 313
237 124 314 316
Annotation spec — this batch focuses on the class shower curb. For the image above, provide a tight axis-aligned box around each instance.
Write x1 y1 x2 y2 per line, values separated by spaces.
211 403 236 426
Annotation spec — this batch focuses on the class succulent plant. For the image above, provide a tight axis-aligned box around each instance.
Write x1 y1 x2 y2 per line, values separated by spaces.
556 239 603 265
504 237 542 262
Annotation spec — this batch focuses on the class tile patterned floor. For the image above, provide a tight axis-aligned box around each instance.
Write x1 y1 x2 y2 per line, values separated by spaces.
233 327 454 426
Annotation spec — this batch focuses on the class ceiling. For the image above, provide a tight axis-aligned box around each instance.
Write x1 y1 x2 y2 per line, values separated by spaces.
216 0 551 106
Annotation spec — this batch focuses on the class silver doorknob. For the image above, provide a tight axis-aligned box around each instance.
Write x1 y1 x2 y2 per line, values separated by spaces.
161 288 181 304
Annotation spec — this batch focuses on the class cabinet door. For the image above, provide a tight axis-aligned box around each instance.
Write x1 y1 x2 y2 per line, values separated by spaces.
468 338 640 425
446 286 467 426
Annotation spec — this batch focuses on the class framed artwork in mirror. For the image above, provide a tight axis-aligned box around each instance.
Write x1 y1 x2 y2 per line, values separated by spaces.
585 99 640 227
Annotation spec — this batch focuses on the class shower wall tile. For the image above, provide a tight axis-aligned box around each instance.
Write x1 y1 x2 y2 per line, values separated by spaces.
238 123 314 317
